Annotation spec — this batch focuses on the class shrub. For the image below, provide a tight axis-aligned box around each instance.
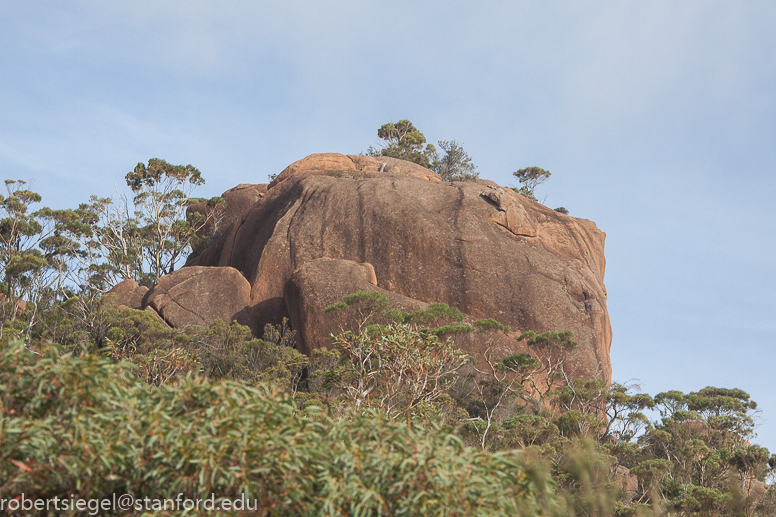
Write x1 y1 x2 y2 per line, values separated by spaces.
0 339 560 516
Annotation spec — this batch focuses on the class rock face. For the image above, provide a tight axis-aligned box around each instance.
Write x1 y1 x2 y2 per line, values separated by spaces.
142 266 252 329
184 152 612 381
186 183 268 268
284 257 531 364
285 258 413 356
0 294 26 319
107 279 149 309
613 466 638 502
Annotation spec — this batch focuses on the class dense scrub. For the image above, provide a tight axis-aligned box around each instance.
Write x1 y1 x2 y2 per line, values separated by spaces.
3 297 776 515
1 340 559 516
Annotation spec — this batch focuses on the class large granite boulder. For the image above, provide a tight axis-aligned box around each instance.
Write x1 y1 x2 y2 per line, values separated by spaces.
285 258 405 355
107 279 149 309
0 293 26 319
142 266 252 330
187 153 612 381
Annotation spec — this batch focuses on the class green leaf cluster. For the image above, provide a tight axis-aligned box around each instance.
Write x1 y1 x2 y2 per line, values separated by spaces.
513 166 551 199
368 121 480 182
368 120 438 169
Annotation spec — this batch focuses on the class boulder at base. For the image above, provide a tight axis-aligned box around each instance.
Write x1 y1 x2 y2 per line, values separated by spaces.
142 266 252 330
285 258 412 355
107 279 149 310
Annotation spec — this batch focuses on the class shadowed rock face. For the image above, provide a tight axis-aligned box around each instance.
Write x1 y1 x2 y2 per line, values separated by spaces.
184 153 612 381
186 183 268 268
283 258 381 356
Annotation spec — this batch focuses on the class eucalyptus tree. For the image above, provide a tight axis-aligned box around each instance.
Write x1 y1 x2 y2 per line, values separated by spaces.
368 120 437 168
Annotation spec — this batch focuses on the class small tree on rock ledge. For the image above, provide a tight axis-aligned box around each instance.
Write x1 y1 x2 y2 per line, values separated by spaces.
513 166 551 201
367 120 437 169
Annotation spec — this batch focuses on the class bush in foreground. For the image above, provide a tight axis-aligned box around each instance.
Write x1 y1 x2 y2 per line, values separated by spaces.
1 340 557 516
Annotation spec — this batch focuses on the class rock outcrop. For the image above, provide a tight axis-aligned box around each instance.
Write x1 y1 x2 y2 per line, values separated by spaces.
187 183 268 268
142 266 252 329
285 258 415 355
613 466 638 503
107 279 149 310
0 294 26 319
181 152 612 381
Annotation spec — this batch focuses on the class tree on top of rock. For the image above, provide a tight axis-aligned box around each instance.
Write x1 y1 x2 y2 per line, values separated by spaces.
433 140 480 182
513 166 551 202
367 120 437 169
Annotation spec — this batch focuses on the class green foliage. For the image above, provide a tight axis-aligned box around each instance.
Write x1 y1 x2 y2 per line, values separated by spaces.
116 159 223 286
327 323 469 419
556 410 606 439
0 340 559 516
368 120 438 168
730 444 773 481
473 318 513 332
502 414 560 449
554 206 569 215
554 440 620 517
513 166 551 199
190 318 308 391
326 292 473 342
341 289 388 308
520 329 578 352
0 180 72 341
39 159 225 294
600 382 655 444
406 302 464 325
322 300 348 313
1 161 224 346
324 289 388 331
8 156 776 515
448 329 583 450
501 352 541 372
433 140 480 182
512 185 539 202
385 307 410 322
4 289 774 516
367 122 481 182
432 324 474 337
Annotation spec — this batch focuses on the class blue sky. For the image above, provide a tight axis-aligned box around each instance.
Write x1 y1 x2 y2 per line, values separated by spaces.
2 2 775 448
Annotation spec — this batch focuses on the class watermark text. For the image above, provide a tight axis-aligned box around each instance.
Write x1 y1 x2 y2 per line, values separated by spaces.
0 493 260 515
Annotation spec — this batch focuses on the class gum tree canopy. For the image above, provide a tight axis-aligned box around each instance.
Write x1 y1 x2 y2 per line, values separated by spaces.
368 120 437 169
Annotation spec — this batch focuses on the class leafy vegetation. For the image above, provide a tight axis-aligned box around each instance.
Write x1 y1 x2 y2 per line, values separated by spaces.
368 121 480 182
367 120 439 169
0 161 223 347
513 166 552 201
315 293 776 515
0 340 558 516
434 140 479 182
